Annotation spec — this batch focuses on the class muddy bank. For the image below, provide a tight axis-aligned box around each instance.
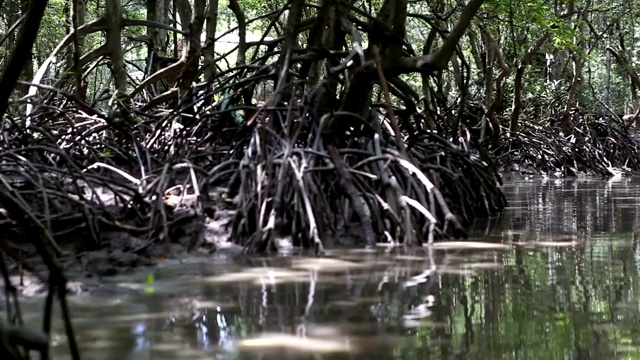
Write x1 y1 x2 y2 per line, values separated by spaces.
1 185 241 296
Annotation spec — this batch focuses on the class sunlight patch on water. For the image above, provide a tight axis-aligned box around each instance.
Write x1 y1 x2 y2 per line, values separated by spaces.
427 241 513 250
393 254 430 261
433 267 475 276
81 339 120 349
203 267 310 284
304 323 379 337
329 247 379 253
512 241 583 248
238 333 352 353
290 257 369 272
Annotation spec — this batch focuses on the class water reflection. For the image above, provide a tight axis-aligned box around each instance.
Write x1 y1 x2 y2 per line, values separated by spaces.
18 177 640 359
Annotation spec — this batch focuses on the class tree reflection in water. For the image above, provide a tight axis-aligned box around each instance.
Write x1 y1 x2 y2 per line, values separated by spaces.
22 178 640 359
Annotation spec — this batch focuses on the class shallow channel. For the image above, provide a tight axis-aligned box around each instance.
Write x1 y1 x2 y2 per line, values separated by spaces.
18 177 640 359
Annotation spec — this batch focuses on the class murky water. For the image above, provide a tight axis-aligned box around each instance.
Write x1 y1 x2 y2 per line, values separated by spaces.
17 177 640 359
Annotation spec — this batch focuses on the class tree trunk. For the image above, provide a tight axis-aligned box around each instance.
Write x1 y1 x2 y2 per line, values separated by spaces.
202 0 219 82
227 0 246 66
71 0 87 100
105 0 128 98
175 0 206 94
509 34 549 136
0 0 49 120
560 5 588 134
560 53 583 134
481 28 508 146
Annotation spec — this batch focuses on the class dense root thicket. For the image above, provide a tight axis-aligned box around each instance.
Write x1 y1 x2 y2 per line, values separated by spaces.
212 104 508 252
0 79 507 268
0 0 509 265
495 114 640 177
0 100 500 295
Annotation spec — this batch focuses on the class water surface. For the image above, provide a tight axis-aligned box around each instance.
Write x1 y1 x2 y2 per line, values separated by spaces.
18 177 640 360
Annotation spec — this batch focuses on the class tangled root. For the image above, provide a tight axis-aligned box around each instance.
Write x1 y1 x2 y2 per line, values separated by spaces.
496 115 640 177
217 103 507 253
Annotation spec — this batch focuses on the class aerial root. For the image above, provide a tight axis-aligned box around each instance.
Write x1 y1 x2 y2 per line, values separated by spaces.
224 109 505 252
497 114 640 176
